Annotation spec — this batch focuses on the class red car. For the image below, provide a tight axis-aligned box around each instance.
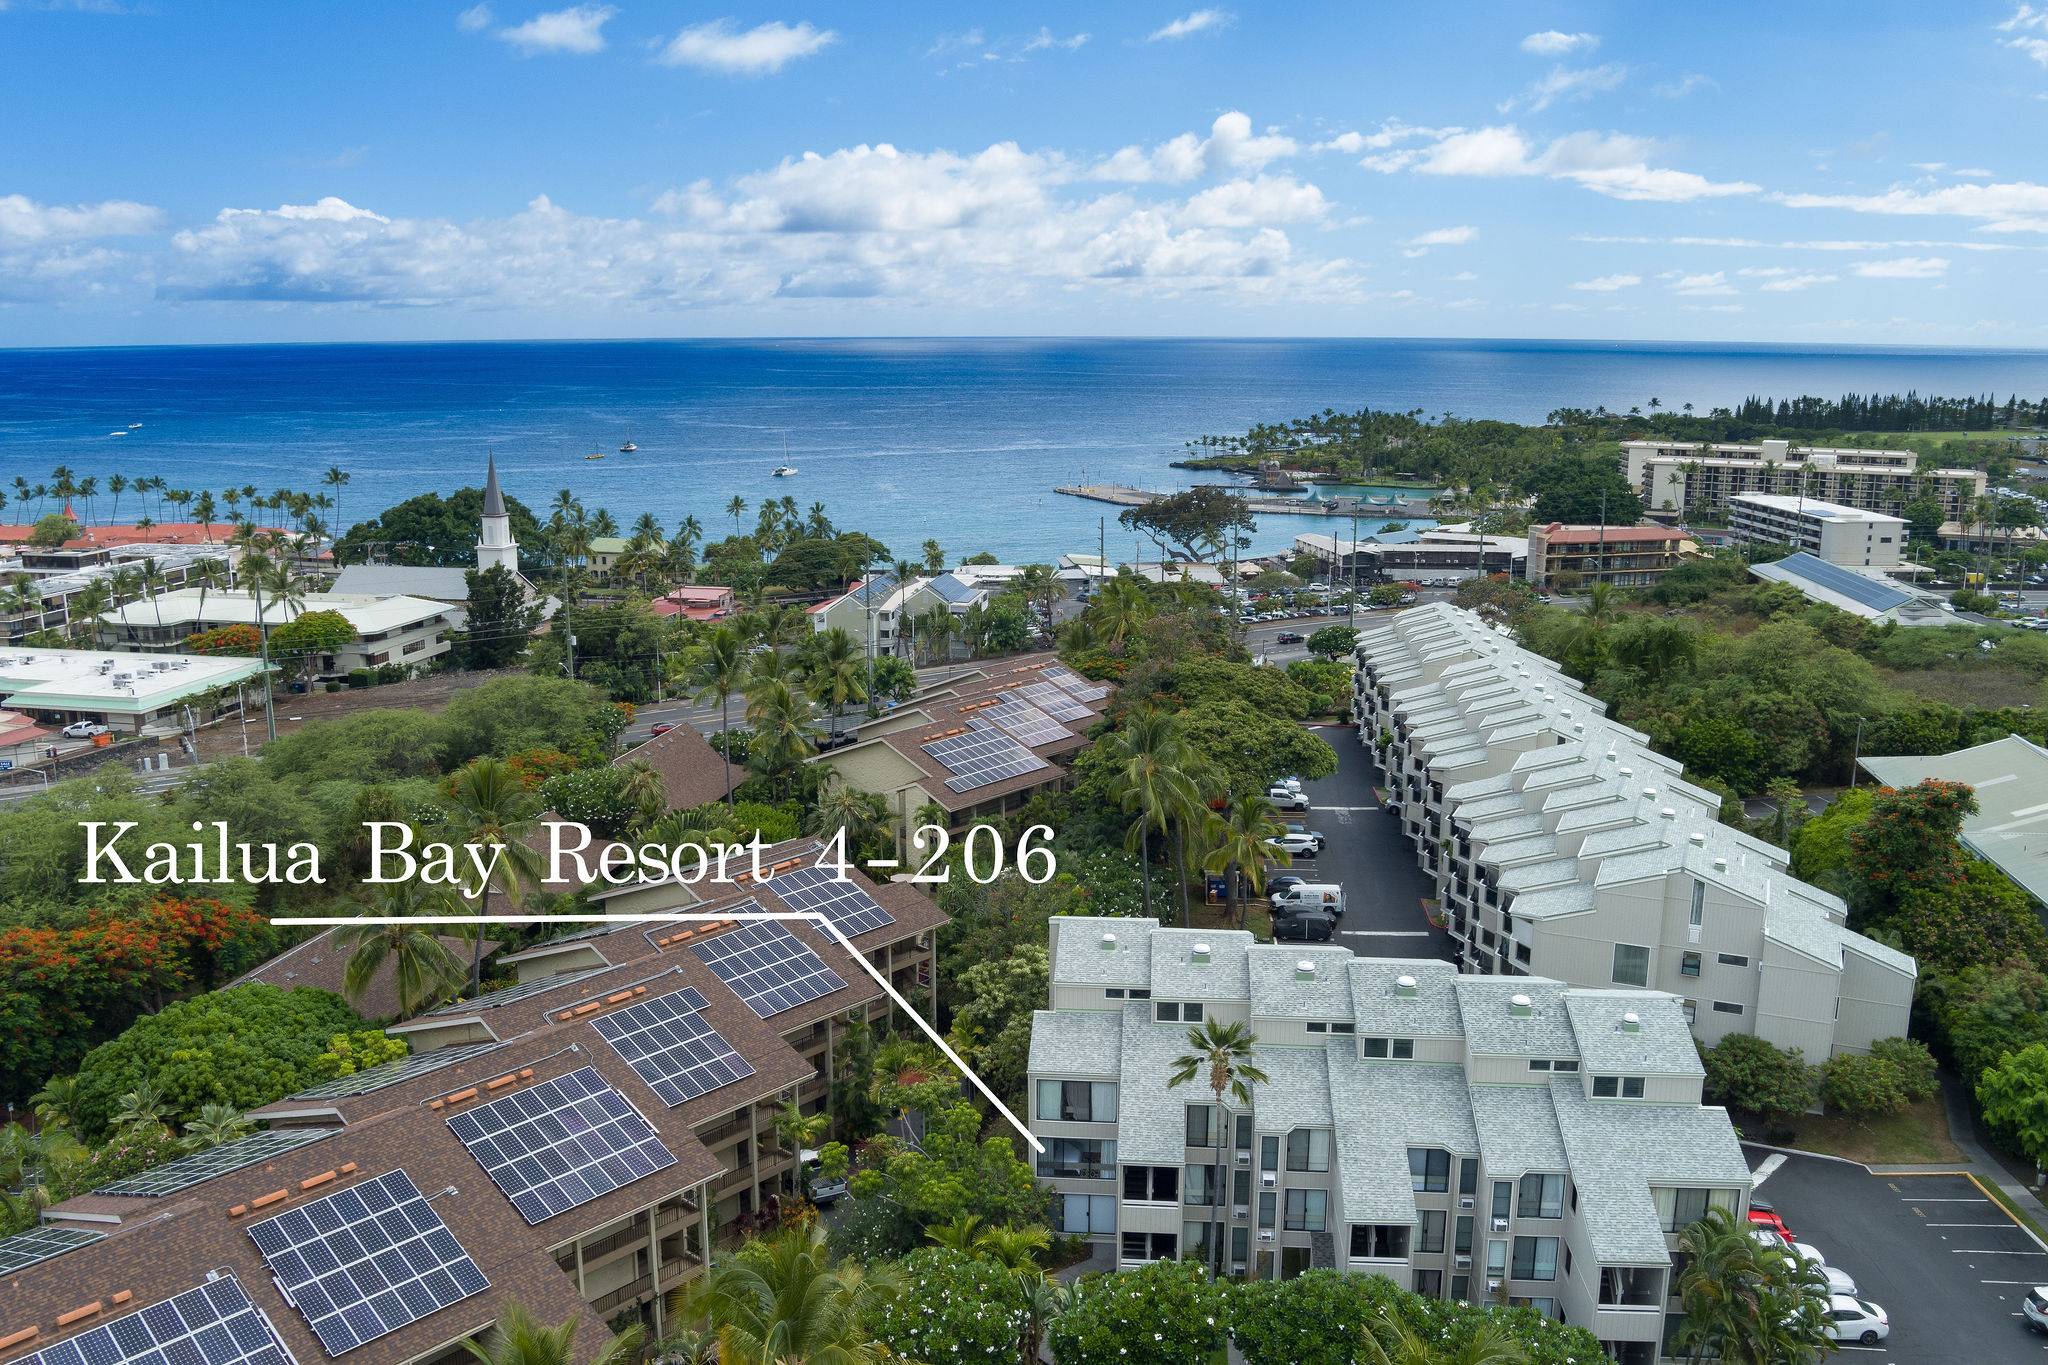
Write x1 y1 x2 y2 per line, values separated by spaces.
1747 1203 1794 1242
649 723 675 737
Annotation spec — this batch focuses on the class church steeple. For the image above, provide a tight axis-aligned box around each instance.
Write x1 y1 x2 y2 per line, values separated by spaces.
477 451 519 574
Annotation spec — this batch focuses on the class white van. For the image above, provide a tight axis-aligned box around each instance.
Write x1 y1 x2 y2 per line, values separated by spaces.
1270 883 1343 917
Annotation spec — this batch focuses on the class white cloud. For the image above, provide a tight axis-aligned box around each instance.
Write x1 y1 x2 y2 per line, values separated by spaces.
1572 232 2022 252
1520 30 1597 55
2000 4 2048 65
0 193 162 241
1178 175 1328 228
1447 270 1478 282
1652 73 1713 98
1386 124 1758 202
1092 111 1297 182
1148 9 1231 41
457 3 494 33
495 4 614 55
1670 271 1736 295
1854 255 1949 278
1759 272 1837 291
1400 224 1476 256
1021 27 1089 52
656 19 837 74
1773 180 2048 232
1570 273 1639 291
1501 63 1626 114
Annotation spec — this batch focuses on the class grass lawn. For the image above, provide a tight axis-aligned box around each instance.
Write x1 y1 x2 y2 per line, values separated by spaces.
1773 1095 1960 1164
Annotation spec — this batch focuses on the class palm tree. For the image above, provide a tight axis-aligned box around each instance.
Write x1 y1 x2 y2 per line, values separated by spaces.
770 1100 828 1161
0 1122 82 1214
617 757 669 833
1098 707 1205 922
1204 794 1290 926
1673 1206 1767 1365
1091 575 1153 654
725 495 747 535
921 538 945 573
334 879 470 1019
807 626 868 734
440 758 545 994
923 1213 987 1253
970 1222 1050 1272
914 604 955 667
689 626 751 805
465 1304 641 1365
66 579 112 645
189 556 229 624
1168 1018 1268 1278
111 1078 173 1137
1361 1312 1526 1365
670 1223 896 1365
805 786 889 862
182 1104 251 1149
745 676 820 799
322 466 350 543
29 1075 83 1132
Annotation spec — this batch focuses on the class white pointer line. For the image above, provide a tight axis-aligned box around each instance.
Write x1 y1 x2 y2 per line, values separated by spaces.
272 910 1045 1155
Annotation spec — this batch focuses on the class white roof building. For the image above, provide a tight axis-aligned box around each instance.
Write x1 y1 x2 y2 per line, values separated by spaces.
1728 493 1909 569
1861 734 2048 907
0 646 268 732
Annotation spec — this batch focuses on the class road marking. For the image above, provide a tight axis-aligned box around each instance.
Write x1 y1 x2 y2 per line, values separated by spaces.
1313 805 1376 811
1344 929 1434 937
1751 1153 1787 1187
1930 1222 2023 1228
1954 1248 2048 1255
1912 1197 1991 1202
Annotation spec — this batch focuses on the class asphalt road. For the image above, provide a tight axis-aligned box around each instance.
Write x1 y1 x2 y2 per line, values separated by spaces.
1287 722 1455 962
1749 1151 2048 1362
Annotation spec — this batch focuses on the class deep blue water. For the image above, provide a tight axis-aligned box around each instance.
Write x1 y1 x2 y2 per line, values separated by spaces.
1 338 2042 562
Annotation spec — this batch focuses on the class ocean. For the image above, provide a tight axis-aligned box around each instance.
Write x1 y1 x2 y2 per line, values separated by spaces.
2 337 2042 563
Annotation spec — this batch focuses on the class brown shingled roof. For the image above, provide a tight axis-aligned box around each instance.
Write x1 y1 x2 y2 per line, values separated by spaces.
617 724 742 813
235 929 500 1022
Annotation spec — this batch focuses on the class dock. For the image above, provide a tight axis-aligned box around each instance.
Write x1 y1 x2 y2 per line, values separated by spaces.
1055 484 1435 519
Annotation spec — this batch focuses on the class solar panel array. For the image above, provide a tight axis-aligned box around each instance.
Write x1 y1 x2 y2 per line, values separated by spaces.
1764 551 1915 612
978 693 1077 748
690 920 848 1018
1016 679 1094 723
1041 663 1112 702
927 574 978 605
424 967 608 1017
0 1224 104 1275
16 1277 297 1365
765 862 897 939
447 1065 677 1224
592 988 757 1106
290 1042 507 1101
96 1127 338 1197
247 1169 488 1357
921 717 1051 793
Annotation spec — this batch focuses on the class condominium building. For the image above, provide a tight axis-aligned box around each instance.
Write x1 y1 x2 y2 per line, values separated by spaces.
807 572 931 659
1726 494 1907 569
1028 917 1752 1364
1623 438 1985 522
1524 524 1694 590
1352 603 1913 1059
99 590 461 678
2 841 943 1365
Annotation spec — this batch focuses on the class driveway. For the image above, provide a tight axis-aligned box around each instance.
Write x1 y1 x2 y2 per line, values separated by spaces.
1290 723 1454 963
1748 1150 2048 1361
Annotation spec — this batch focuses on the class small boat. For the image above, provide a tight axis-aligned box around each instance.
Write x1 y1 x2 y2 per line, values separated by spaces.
619 433 637 452
108 430 127 437
584 451 607 461
773 465 798 478
127 423 142 429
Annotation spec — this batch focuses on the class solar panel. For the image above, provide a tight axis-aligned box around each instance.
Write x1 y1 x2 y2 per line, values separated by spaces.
446 1065 677 1224
921 718 1051 793
247 1169 489 1357
976 693 1077 748
690 920 848 1018
764 863 897 939
593 990 757 1106
1762 551 1915 612
1041 663 1112 702
15 1276 297 1365
0 1224 104 1275
424 966 609 1016
290 1042 508 1101
928 574 978 605
96 1128 338 1197
1016 679 1094 722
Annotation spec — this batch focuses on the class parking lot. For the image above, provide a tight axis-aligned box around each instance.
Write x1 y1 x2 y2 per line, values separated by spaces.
1750 1151 2048 1361
1283 723 1454 962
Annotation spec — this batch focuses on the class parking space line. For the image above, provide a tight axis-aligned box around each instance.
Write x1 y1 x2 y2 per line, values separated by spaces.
1912 1197 1991 1202
1343 929 1432 937
1953 1248 2048 1255
1930 1222 2024 1227
1752 1153 1787 1186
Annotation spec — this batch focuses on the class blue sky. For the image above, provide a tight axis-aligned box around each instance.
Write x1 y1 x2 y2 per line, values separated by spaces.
2 1 2046 346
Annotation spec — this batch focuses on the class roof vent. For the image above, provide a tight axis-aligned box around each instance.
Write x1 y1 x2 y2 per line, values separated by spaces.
1661 807 1677 821
1394 974 1418 998
1508 993 1533 1018
1192 941 1212 964
1618 766 1633 779
1713 856 1728 872
1688 831 1706 847
1620 1011 1642 1033
1602 749 1617 762
1100 931 1118 950
1296 959 1317 981
1642 788 1657 800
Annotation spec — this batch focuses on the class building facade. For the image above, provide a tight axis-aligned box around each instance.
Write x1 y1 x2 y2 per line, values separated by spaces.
1726 494 1907 568
1623 438 1985 522
1524 525 1693 590
1352 603 1914 1058
99 591 461 678
1029 917 1752 1364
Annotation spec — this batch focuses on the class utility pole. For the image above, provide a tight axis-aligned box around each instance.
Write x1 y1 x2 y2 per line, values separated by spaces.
1849 716 1867 789
1348 511 1359 631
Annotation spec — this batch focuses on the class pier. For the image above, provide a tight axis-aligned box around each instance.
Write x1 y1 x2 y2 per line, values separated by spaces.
1054 483 1436 518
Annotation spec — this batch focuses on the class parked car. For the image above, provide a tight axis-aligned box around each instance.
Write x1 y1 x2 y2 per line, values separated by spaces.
800 1149 848 1205
815 729 859 751
2024 1285 2048 1333
61 721 110 739
1821 1295 1888 1345
1747 1201 1795 1242
1821 1265 1858 1297
1266 785 1310 812
1270 905 1338 942
1266 874 1307 896
1267 831 1325 857
649 722 675 736
1270 882 1344 917
1275 631 1304 644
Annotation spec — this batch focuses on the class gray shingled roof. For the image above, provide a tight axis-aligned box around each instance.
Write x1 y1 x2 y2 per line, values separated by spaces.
1549 1077 1749 1264
1350 958 1463 1036
1150 928 1253 1002
1506 883 1597 921
1028 1008 1123 1078
1324 1049 1420 1226
1453 978 1579 1058
1051 916 1154 987
1247 1046 1332 1133
1469 1084 1567 1177
1565 992 1704 1076
1249 946 1354 1017
1116 1004 1204 1164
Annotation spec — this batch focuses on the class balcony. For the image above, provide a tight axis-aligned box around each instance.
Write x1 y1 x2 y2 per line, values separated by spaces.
1599 1265 1665 1309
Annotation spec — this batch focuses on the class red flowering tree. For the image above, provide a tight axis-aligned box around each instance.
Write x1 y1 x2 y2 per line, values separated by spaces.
184 623 263 656
1847 778 1978 919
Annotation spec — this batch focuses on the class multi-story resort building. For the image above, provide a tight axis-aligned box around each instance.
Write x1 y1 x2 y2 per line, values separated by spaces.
0 840 944 1365
1622 438 1985 522
99 591 462 678
1028 917 1752 1363
1726 494 1907 569
1352 603 1914 1059
1523 524 1694 590
0 540 240 643
0 644 267 734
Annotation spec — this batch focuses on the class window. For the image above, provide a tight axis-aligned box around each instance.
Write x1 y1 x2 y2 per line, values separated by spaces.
1414 1268 1443 1298
1261 1135 1280 1171
1038 1138 1116 1179
1459 1159 1479 1197
1055 1194 1116 1233
1233 1169 1251 1205
1527 1058 1552 1072
1286 1129 1332 1173
1105 988 1125 1000
1391 1038 1415 1060
1120 1231 1177 1263
1409 1148 1450 1192
1185 1105 1212 1148
1491 1181 1512 1221
1551 1059 1579 1073
1037 1080 1117 1122
1682 998 1698 1024
1717 952 1750 967
1122 1165 1178 1202
1611 943 1650 988
1235 1114 1253 1149
1680 951 1701 978
1362 1037 1389 1058
1451 1275 1469 1303
1230 1226 1249 1266
1129 989 1151 1000
1712 1000 1745 1016
1307 1021 1327 1033
1454 1215 1473 1255
1184 1165 1216 1206
1654 1187 1736 1232
1283 1189 1327 1231
1350 1224 1411 1259
1510 1296 1559 1320
1690 879 1705 927
1511 1236 1558 1281
1258 1192 1276 1228
1593 1075 1646 1098
1419 1209 1446 1253
1485 1240 1507 1276
1622 1076 1645 1098
1517 1173 1564 1219
1155 1001 1204 1023
1331 1022 1356 1035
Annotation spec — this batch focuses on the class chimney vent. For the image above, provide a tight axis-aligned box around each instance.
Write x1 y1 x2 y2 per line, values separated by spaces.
1192 941 1212 964
1296 959 1317 981
1395 974 1418 998
1688 831 1706 847
1621 1011 1642 1033
1100 931 1118 950
1712 856 1728 872
1508 993 1533 1018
